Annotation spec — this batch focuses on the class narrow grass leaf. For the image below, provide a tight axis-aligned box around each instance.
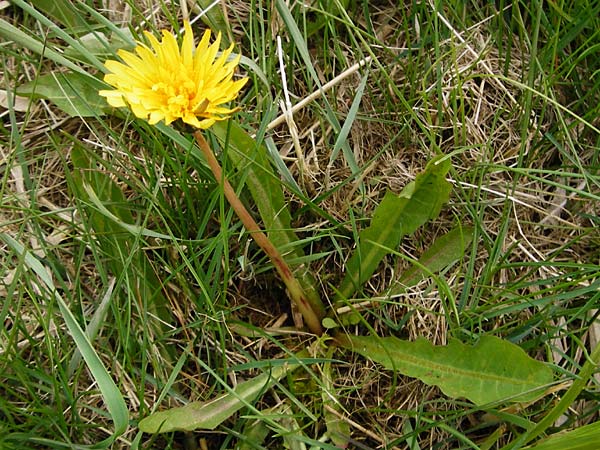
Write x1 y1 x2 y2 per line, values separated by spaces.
138 360 300 433
82 181 172 240
275 0 360 177
63 29 135 61
275 0 320 85
502 332 600 449
68 278 116 377
69 145 172 322
0 233 128 445
523 420 600 450
239 54 270 88
322 349 350 448
265 137 302 194
10 0 105 70
210 121 296 250
305 0 351 36
235 414 271 450
25 0 88 30
18 72 106 118
197 0 231 45
341 334 554 405
337 156 452 299
0 18 91 77
277 406 308 450
75 3 136 47
329 73 368 166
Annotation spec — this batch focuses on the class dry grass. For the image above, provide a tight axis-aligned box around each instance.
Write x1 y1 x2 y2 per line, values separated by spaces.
1 0 599 448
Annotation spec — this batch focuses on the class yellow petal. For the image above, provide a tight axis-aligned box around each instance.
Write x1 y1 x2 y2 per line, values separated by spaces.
181 21 194 69
100 23 246 129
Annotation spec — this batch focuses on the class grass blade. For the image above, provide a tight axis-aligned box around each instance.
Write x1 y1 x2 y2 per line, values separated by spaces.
0 233 128 445
521 420 600 450
210 121 325 318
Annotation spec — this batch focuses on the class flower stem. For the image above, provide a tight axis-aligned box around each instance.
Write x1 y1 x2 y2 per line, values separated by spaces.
194 131 324 336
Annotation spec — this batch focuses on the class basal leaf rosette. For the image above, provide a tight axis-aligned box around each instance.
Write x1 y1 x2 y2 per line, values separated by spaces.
100 22 248 129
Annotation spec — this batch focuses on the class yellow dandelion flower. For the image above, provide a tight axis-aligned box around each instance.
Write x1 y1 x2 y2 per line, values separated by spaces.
99 22 248 129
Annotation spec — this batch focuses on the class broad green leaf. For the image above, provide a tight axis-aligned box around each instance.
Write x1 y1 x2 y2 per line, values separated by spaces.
341 334 554 405
18 72 106 118
210 121 295 251
523 421 600 450
502 330 600 449
322 317 340 329
338 156 452 300
139 360 300 433
210 121 325 318
0 233 128 446
394 225 475 290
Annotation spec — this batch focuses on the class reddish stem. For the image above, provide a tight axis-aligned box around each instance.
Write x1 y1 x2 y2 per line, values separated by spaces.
195 131 323 336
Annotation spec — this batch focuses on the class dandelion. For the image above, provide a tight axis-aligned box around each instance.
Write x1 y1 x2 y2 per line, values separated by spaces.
99 22 247 129
99 22 324 336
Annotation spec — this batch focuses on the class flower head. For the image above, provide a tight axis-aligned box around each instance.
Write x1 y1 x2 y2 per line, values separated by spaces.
100 22 247 129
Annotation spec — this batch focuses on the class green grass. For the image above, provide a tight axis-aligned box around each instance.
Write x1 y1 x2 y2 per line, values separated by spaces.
1 0 599 448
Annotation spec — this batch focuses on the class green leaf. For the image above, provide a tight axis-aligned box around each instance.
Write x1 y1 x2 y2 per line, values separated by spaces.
277 404 309 450
63 29 136 61
275 0 360 179
9 0 105 71
394 225 475 290
0 17 95 76
69 145 171 323
501 329 600 449
0 233 128 446
210 121 325 318
322 348 351 448
210 122 295 251
338 156 452 299
305 0 351 37
235 412 271 450
139 360 300 433
341 334 554 405
329 73 368 176
523 421 600 450
18 72 106 118
322 318 340 329
28 0 88 30
197 0 231 46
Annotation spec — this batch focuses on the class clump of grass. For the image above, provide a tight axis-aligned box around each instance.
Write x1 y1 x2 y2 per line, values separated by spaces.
1 0 599 449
